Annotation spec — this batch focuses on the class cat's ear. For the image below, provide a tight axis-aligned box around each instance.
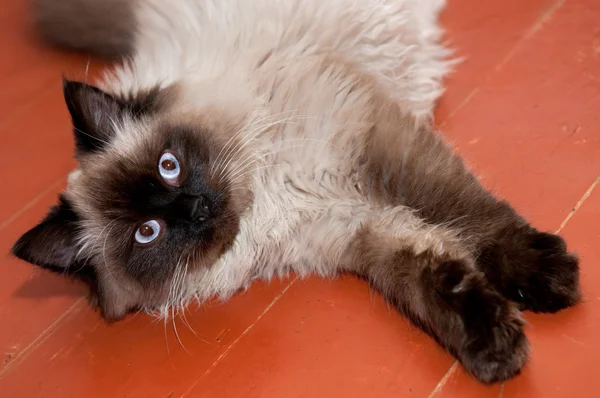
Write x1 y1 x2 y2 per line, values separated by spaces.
63 79 165 156
63 79 123 155
12 196 83 273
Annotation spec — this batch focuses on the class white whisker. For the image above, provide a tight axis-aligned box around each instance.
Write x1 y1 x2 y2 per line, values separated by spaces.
224 136 339 184
74 127 110 146
171 306 191 354
216 115 319 184
210 109 302 177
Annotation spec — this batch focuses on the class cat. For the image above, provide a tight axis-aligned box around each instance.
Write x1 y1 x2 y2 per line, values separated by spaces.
14 0 581 384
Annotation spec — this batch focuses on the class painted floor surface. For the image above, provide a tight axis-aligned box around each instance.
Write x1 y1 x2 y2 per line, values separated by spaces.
1 0 599 396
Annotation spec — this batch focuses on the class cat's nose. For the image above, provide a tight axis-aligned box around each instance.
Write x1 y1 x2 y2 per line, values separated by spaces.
179 195 211 222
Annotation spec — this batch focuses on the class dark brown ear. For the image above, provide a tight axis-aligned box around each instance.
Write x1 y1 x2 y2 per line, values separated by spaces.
63 79 123 155
63 79 164 156
12 196 86 273
12 195 101 301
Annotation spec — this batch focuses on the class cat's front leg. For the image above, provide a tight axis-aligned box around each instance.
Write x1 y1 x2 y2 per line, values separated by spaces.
292 204 528 382
359 98 581 313
344 223 528 384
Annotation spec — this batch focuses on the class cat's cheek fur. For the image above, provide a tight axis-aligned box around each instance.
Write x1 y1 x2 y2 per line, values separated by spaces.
94 275 145 323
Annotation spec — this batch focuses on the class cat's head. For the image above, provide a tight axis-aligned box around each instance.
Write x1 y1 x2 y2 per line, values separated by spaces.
12 79 254 321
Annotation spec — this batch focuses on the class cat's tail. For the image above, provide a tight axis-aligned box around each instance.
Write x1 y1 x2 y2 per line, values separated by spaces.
30 0 137 59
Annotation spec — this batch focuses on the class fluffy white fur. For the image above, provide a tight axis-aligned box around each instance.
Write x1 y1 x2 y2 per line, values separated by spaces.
69 0 454 316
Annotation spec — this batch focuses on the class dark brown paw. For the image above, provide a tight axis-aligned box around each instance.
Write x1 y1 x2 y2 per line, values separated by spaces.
516 232 581 313
480 228 581 314
433 260 529 384
460 300 528 384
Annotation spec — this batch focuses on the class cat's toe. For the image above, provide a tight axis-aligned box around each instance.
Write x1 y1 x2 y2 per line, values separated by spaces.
460 301 529 384
481 229 582 314
513 232 581 313
431 260 530 383
429 259 529 383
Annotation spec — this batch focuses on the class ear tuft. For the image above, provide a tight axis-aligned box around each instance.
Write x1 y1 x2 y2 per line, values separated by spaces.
62 79 122 155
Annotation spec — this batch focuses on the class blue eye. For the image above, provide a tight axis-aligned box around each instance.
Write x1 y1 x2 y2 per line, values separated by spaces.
135 220 161 244
158 152 180 183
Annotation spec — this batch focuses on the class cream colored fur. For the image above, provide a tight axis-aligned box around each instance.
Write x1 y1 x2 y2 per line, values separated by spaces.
68 0 455 316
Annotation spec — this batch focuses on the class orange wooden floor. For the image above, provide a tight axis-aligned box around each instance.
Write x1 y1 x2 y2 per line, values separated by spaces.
1 0 599 396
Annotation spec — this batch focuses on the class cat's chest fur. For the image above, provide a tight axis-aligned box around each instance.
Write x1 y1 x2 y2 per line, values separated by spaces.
180 60 377 303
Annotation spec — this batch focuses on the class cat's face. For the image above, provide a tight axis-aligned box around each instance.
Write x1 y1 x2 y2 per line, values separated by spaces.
12 80 253 321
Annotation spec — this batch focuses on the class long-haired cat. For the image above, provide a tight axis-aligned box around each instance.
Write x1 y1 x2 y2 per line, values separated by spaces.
14 0 581 384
